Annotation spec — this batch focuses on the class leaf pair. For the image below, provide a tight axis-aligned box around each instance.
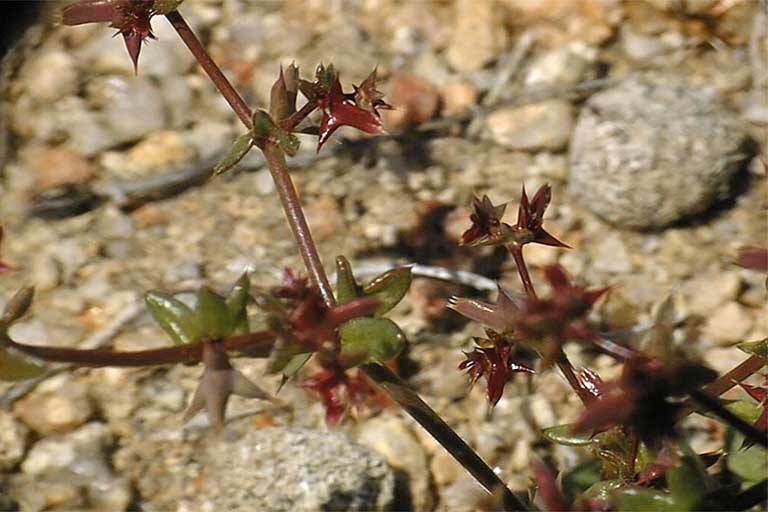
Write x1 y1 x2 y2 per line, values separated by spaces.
145 274 250 345
0 287 46 381
334 256 410 367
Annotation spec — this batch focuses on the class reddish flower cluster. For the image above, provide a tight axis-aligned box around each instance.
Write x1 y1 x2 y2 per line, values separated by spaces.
514 265 608 346
458 330 534 406
63 0 161 72
460 184 568 249
301 364 377 425
574 355 717 446
316 68 392 151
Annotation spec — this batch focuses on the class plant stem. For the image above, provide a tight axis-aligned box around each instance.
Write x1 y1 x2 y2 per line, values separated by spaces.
262 142 335 305
704 354 766 398
509 245 537 299
362 363 530 511
167 11 525 506
556 354 591 405
688 388 767 447
165 11 253 129
5 332 275 367
282 101 317 131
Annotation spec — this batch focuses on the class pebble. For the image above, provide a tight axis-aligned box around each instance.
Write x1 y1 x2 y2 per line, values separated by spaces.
356 414 432 511
55 97 119 157
590 233 633 274
382 71 440 129
524 43 597 89
0 412 29 470
446 0 507 72
569 73 751 230
24 146 96 188
89 76 167 144
440 79 479 116
683 271 742 316
486 100 574 151
13 377 94 435
194 427 395 511
19 50 78 103
702 300 754 346
14 422 131 512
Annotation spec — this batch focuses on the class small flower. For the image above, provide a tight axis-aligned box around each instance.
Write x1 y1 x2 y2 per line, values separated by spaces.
316 70 390 151
458 330 534 406
182 339 273 430
514 265 608 347
459 195 510 247
63 0 158 72
0 227 15 274
301 364 376 425
574 356 717 447
511 184 569 249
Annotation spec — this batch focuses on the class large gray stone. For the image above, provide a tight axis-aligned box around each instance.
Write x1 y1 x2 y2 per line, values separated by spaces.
195 427 396 511
568 74 752 230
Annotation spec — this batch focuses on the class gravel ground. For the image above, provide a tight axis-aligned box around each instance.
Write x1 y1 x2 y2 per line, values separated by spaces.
0 1 766 510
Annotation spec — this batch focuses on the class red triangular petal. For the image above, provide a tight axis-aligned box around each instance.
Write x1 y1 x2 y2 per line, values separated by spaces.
534 229 570 248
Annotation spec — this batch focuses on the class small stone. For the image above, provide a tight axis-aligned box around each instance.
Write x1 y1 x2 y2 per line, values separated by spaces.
356 415 432 511
569 74 752 229
446 0 507 72
304 195 345 243
89 76 167 143
0 412 29 470
702 301 754 346
20 50 78 103
591 233 632 274
101 130 195 179
383 71 440 129
194 427 395 511
25 146 96 188
14 377 94 435
524 43 597 89
486 100 574 151
30 253 63 291
430 449 461 487
684 271 742 316
440 80 478 116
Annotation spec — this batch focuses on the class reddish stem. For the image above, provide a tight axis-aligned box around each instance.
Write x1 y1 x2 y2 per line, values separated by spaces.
509 245 537 300
704 354 767 398
282 101 318 132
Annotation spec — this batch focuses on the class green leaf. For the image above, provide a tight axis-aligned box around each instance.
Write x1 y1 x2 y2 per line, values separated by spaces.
0 347 45 381
197 287 231 338
542 424 596 446
736 339 768 358
145 292 200 345
581 479 623 503
362 266 412 316
213 132 254 176
667 457 707 510
226 273 250 334
335 256 361 303
562 459 602 501
1 287 34 325
339 317 406 366
276 129 300 157
616 488 681 512
725 403 767 484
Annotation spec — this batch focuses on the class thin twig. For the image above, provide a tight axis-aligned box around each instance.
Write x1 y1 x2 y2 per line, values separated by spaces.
688 388 767 448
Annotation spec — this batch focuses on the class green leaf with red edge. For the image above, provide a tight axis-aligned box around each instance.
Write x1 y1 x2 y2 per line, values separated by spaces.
737 338 768 358
335 256 362 303
213 132 254 176
362 266 412 316
1 287 34 325
225 273 250 335
0 344 45 381
339 317 406 366
542 424 596 446
615 488 681 512
197 286 231 338
145 292 201 345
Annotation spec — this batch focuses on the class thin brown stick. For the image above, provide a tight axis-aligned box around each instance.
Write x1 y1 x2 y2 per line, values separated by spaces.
556 355 592 405
164 11 253 129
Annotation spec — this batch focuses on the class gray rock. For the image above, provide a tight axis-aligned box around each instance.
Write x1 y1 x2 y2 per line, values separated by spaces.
89 76 167 143
569 74 752 229
0 412 29 470
13 376 94 435
195 427 396 511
